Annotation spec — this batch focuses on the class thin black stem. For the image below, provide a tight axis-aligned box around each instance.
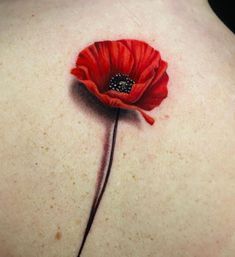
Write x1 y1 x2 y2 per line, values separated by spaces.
77 108 120 257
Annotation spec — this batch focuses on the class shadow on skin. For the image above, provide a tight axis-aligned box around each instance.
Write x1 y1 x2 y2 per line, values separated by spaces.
69 79 141 128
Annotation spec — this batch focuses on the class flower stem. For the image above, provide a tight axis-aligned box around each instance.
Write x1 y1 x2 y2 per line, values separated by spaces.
77 108 120 257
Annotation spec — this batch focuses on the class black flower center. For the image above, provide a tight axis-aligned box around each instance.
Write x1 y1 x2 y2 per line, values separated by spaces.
108 73 135 94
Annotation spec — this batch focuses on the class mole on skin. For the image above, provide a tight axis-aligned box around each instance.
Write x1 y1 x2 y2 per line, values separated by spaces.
55 231 62 240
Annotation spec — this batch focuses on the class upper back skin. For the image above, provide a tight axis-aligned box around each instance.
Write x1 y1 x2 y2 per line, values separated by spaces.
0 0 235 257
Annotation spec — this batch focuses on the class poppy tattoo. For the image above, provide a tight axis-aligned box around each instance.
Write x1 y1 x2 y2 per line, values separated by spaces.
71 39 169 256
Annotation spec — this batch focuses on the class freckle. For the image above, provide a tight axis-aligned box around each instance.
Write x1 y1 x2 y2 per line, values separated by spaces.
55 231 62 240
35 162 38 166
43 132 47 136
75 219 80 225
45 147 49 151
31 14 35 17
105 217 109 221
38 231 44 238
50 205 54 208
164 114 169 119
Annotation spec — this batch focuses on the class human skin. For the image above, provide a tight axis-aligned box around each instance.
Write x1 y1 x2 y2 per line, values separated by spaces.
0 0 235 257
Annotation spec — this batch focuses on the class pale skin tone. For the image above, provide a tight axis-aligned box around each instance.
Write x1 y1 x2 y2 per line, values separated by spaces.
0 0 235 256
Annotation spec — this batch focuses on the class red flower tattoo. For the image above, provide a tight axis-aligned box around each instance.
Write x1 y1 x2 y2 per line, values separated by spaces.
71 39 169 125
71 39 169 257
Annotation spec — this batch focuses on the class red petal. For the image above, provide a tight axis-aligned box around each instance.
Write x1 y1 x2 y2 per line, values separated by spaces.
78 79 155 125
150 60 168 85
75 42 110 91
118 39 160 82
108 41 134 76
73 41 134 92
71 66 89 80
136 72 169 111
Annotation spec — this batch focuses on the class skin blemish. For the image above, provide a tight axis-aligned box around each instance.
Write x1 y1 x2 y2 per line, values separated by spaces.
160 114 170 120
40 146 49 151
55 226 62 240
55 231 62 240
132 175 137 180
